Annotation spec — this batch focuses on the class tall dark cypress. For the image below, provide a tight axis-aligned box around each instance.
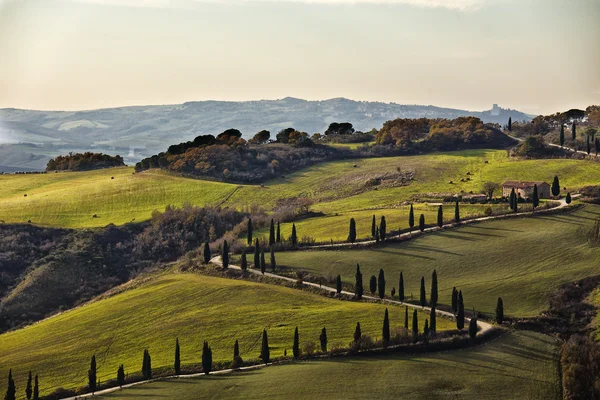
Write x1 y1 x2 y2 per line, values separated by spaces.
595 138 600 156
430 269 438 307
202 341 212 375
203 242 211 264
532 184 539 211
560 124 565 147
319 327 328 352
88 354 97 393
5 369 16 400
454 201 460 223
424 319 429 344
117 365 125 387
380 216 387 241
377 269 386 299
247 218 253 245
495 297 504 324
355 264 364 300
222 240 229 269
276 221 281 243
508 116 512 131
240 250 248 271
260 329 270 364
260 250 266 274
551 175 560 197
348 218 357 243
33 375 39 400
174 338 181 375
572 122 577 141
375 227 380 243
457 290 465 330
370 275 377 294
509 188 517 212
587 134 591 155
437 205 443 228
419 276 426 307
254 239 260 268
382 308 390 347
566 192 572 204
354 322 362 343
270 248 276 272
234 340 240 359
412 309 419 343
336 274 342 295
430 306 437 335
451 287 458 314
404 306 409 329
419 214 425 232
26 371 32 400
371 215 377 238
399 272 405 302
291 223 298 246
269 218 275 246
469 309 478 340
409 204 415 231
293 327 300 358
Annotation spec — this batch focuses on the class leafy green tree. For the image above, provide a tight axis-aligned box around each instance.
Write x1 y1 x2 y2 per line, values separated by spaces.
430 306 436 335
412 309 419 344
424 319 429 344
33 375 38 400
560 124 565 147
377 269 386 299
247 218 253 245
240 250 248 271
174 338 181 375
269 218 275 246
566 192 572 204
222 240 229 269
319 327 328 352
508 117 512 131
203 242 211 264
371 215 376 238
355 264 363 300
419 214 425 232
552 175 560 197
404 306 409 329
457 291 465 330
420 276 427 307
202 341 212 375
348 218 357 243
451 287 458 314
382 308 390 347
437 205 443 228
276 221 281 243
260 250 266 274
88 354 97 393
454 201 460 222
291 223 298 246
409 204 415 231
354 322 362 343
495 297 504 324
572 122 577 141
469 312 478 340
380 216 387 241
254 239 260 268
336 274 342 295
399 272 405 302
260 329 270 364
117 364 125 388
430 270 438 307
26 371 32 400
370 275 377 294
532 184 539 211
270 248 276 272
293 327 300 358
5 369 16 400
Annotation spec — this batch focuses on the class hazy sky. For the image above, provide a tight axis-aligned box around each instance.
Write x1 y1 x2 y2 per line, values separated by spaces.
0 0 598 114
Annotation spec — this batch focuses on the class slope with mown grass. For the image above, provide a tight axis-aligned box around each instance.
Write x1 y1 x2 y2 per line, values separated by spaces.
0 273 451 398
98 331 560 400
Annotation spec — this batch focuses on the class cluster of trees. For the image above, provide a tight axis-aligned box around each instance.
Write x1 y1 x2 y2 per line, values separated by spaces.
3 370 39 400
46 152 125 172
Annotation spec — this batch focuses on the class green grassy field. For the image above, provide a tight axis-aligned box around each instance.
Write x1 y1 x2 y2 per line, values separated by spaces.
98 331 560 400
275 205 600 318
1 149 599 228
0 273 450 398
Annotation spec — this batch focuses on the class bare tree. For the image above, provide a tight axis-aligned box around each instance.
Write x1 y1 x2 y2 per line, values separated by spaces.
483 182 500 200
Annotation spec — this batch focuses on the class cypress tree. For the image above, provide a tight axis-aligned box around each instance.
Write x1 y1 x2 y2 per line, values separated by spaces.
240 250 248 271
454 201 460 223
234 339 240 359
572 121 577 141
291 223 297 246
509 188 517 212
26 371 32 400
348 218 357 243
495 297 504 324
391 287 396 298
437 205 443 228
253 239 260 268
409 204 415 232
369 275 377 294
382 308 390 347
117 365 125 388
247 218 253 245
551 175 560 197
380 216 387 241
260 250 266 274
595 138 600 156
566 192 572 204
560 124 565 147
203 242 211 264
269 218 275 246
147 350 153 379
377 269 386 299
202 341 212 375
375 227 380 243
430 269 438 307
399 272 405 302
532 184 539 211
354 322 362 343
276 221 281 243
419 214 425 232
174 338 181 375
355 264 364 300
336 274 342 295
222 240 229 269
451 287 458 314
371 215 376 238
424 319 429 344
319 327 327 352
457 290 465 330
270 248 276 272
404 306 409 329
412 309 419 343
88 354 97 393
508 117 512 131
293 327 300 358
469 312 478 341
587 134 591 155
260 329 270 364
419 276 426 307
5 369 16 400
33 375 38 400
430 306 437 335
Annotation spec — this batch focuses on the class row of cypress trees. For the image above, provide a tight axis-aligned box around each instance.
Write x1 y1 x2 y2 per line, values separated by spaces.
246 218 297 247
3 369 39 400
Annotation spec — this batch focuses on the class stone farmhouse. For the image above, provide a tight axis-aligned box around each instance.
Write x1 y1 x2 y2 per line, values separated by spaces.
502 181 551 199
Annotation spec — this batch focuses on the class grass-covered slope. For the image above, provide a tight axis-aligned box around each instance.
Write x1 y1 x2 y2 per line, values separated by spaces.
276 205 600 318
0 273 450 398
99 331 560 400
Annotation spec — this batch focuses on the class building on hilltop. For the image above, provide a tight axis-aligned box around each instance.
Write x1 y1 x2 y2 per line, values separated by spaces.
502 181 550 199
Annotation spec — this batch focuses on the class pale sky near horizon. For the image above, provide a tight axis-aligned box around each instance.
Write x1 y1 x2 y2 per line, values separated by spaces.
0 0 598 114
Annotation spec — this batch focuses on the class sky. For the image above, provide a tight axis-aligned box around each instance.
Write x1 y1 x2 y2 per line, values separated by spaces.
0 0 598 114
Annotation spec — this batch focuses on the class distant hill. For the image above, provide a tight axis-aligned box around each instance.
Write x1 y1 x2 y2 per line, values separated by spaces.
0 98 532 171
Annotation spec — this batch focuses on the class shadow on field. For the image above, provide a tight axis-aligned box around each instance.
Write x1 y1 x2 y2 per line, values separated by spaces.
372 248 436 261
405 244 463 256
468 225 523 233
